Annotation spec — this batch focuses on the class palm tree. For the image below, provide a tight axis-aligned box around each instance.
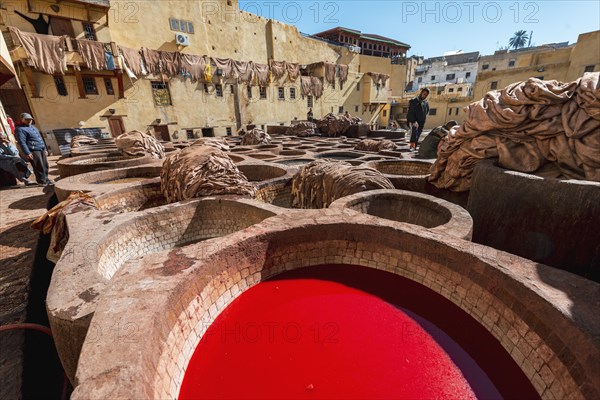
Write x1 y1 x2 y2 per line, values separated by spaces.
509 30 529 50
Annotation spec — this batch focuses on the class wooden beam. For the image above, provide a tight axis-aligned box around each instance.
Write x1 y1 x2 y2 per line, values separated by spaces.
115 70 124 99
22 63 42 98
73 69 87 98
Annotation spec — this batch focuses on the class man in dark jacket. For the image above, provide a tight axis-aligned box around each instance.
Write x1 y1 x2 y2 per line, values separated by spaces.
15 113 53 185
407 88 430 151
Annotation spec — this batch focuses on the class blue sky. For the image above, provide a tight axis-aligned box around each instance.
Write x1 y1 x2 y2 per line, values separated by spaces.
237 0 600 58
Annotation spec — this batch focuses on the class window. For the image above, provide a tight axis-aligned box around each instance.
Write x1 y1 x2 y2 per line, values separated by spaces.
53 76 67 96
278 87 285 100
429 108 437 116
448 108 453 115
338 106 344 114
104 78 114 95
170 18 194 34
289 87 296 100
215 84 223 97
307 95 313 108
430 75 436 81
356 82 360 91
508 60 515 67
482 64 489 70
458 87 463 92
448 88 454 93
446 73 455 80
230 84 235 94
82 76 98 95
247 85 252 98
466 72 471 78
490 81 498 90
187 22 194 34
417 77 422 83
584 65 595 73
226 127 232 136
169 18 180 31
259 86 267 99
383 110 387 117
355 105 359 112
82 22 97 41
151 81 172 106
455 108 460 115
186 129 194 140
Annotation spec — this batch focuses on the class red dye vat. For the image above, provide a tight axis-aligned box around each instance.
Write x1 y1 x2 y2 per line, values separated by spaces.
180 278 478 399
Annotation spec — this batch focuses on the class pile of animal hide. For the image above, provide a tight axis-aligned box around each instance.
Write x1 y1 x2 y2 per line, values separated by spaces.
354 139 397 152
429 73 600 191
31 192 98 263
70 135 98 148
291 159 394 208
115 130 165 159
285 122 318 137
160 145 256 203
317 113 362 137
240 128 271 145
191 137 230 151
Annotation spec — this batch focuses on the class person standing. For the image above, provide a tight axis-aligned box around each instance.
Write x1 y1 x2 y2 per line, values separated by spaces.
307 108 314 122
407 88 430 151
15 113 53 185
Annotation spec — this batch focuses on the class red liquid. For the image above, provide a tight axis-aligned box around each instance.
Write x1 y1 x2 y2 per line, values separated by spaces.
180 278 478 399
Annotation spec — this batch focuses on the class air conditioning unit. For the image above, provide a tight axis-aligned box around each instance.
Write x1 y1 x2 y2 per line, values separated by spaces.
175 33 189 46
348 45 361 54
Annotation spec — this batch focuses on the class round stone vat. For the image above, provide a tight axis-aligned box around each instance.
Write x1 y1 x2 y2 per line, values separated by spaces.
57 153 155 178
70 216 600 400
279 149 306 156
315 151 363 160
297 145 317 150
93 180 166 212
248 153 277 160
256 144 282 154
70 147 119 157
54 164 162 201
237 163 288 182
366 160 433 192
275 158 316 166
230 147 254 154
255 178 294 208
227 154 246 163
329 189 472 240
468 160 600 281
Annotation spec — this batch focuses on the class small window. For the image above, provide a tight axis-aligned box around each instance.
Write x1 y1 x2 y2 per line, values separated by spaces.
289 87 296 100
448 88 454 93
429 108 437 116
448 108 453 116
82 76 98 95
169 18 180 31
186 129 194 140
466 72 471 78
446 73 455 80
151 81 172 106
307 95 313 108
104 78 114 95
82 22 97 41
278 87 285 100
417 77 422 83
455 108 460 115
383 110 387 117
227 0 232 5
356 82 360 91
482 64 489 70
247 85 252 98
584 65 595 73
354 105 359 112
226 127 232 136
458 87 463 92
230 84 234 94
53 76 68 96
490 81 498 90
259 86 267 99
338 106 344 114
508 60 515 67
187 22 194 34
430 75 435 81
215 84 223 97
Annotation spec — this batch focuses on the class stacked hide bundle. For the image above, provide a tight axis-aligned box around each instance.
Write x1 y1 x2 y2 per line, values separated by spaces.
354 139 397 152
285 122 318 137
240 128 272 145
160 145 256 203
430 73 600 191
291 159 394 209
115 130 165 159
70 135 98 148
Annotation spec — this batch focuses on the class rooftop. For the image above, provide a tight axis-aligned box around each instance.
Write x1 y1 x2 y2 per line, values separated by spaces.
313 26 410 49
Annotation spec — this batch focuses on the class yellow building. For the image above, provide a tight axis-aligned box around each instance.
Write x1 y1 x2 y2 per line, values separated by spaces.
1 0 408 154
